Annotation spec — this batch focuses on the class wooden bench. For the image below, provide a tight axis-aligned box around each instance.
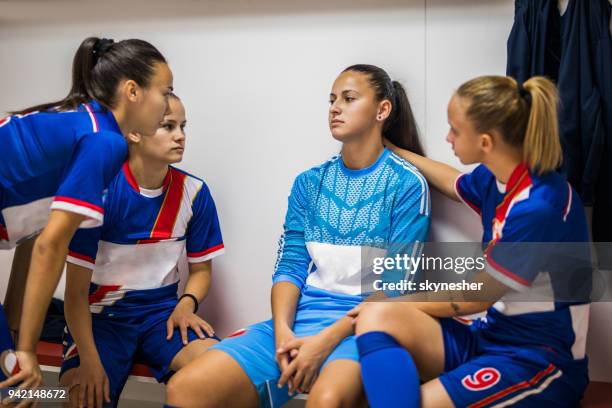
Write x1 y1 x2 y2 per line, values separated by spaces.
37 341 157 383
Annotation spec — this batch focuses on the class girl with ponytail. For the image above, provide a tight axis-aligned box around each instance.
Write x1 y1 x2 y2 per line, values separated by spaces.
350 76 590 408
165 65 430 407
0 36 173 391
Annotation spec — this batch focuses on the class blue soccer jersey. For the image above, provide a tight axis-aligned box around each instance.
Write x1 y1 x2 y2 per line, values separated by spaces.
455 163 591 364
66 163 224 314
273 147 431 309
0 100 127 248
212 148 431 406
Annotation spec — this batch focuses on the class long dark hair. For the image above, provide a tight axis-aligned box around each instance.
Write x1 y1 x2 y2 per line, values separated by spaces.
13 37 166 114
343 64 424 156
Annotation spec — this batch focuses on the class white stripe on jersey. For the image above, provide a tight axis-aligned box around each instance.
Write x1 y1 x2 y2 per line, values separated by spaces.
51 200 104 228
170 173 203 237
389 153 430 216
1 197 53 248
187 246 226 263
305 242 386 296
83 103 99 132
92 240 184 289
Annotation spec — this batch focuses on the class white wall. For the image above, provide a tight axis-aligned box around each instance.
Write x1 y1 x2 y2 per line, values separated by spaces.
1 0 610 382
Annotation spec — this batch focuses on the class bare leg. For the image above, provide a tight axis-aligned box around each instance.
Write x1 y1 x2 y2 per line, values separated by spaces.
169 338 218 372
166 349 258 408
58 368 79 408
3 236 37 338
421 378 454 408
306 360 366 408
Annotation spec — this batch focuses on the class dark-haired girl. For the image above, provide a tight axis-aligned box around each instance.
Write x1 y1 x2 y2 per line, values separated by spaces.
0 36 173 390
351 76 591 407
60 95 222 408
165 65 430 408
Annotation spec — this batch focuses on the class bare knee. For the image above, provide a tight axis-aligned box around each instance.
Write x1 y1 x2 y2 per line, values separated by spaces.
166 367 215 408
166 369 190 403
355 302 413 333
307 378 364 408
307 386 344 408
166 350 258 408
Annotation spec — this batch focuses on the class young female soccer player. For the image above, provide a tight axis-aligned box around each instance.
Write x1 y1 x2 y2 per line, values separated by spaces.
59 95 223 408
0 36 173 390
165 64 431 408
351 76 591 407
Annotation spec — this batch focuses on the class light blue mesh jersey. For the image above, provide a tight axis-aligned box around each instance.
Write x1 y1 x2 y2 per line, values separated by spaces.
273 147 430 305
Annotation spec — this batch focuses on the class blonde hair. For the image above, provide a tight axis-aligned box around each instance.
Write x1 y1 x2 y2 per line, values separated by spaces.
456 75 562 175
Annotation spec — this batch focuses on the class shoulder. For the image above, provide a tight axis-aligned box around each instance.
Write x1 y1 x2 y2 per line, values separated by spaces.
527 171 571 213
169 166 211 205
293 154 341 188
79 130 126 149
505 197 559 241
461 163 495 184
387 152 429 194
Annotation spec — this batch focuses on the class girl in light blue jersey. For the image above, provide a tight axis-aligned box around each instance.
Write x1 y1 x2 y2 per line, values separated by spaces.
166 64 431 408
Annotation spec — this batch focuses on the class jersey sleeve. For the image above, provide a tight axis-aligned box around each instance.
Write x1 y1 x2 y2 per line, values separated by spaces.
185 182 225 263
454 164 493 215
484 202 554 291
66 226 102 270
382 174 431 294
272 173 312 291
51 131 127 229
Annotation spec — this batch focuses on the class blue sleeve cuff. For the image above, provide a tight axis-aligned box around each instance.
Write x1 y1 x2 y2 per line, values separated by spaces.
272 274 304 291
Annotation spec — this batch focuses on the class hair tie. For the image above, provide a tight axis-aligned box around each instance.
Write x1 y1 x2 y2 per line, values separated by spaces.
517 83 532 104
92 38 114 63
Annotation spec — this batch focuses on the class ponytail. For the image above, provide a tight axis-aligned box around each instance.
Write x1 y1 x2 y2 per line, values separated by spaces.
522 77 562 174
387 80 424 156
456 75 562 175
343 64 424 156
13 36 166 114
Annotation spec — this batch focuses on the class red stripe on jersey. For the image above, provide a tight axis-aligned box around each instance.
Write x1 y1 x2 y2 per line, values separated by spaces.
162 169 172 191
88 285 122 304
494 163 531 224
187 243 225 258
137 239 161 244
484 253 531 287
122 161 140 192
485 163 532 250
54 196 104 214
147 169 186 240
0 223 8 241
68 251 95 265
468 364 557 408
0 116 11 128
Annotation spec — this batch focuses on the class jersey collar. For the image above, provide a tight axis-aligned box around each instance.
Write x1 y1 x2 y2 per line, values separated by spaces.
339 147 390 177
122 161 172 196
